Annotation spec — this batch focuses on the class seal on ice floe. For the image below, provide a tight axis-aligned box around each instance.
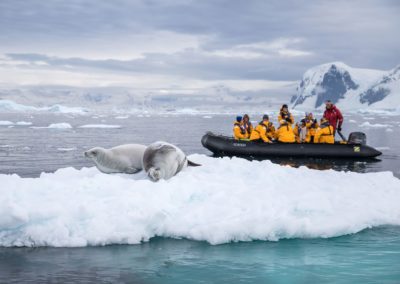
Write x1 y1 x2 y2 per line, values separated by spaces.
143 141 201 182
84 144 147 174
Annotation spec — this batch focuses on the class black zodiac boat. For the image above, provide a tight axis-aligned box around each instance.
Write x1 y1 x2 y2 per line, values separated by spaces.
201 132 382 159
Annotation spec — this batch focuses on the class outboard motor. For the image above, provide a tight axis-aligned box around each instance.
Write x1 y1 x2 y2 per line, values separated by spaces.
348 132 367 145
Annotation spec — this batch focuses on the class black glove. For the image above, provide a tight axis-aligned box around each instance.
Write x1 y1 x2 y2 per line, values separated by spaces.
285 117 292 123
337 126 342 131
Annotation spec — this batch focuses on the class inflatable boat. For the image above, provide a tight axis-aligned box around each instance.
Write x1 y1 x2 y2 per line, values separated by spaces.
201 132 382 159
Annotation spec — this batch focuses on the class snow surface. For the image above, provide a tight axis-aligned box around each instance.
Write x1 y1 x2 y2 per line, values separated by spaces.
292 62 399 111
78 124 121 128
0 155 399 247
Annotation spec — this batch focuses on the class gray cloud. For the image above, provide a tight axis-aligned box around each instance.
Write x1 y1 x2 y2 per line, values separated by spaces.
0 0 399 82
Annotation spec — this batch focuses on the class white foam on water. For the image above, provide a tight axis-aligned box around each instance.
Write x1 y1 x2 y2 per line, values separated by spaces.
0 155 399 247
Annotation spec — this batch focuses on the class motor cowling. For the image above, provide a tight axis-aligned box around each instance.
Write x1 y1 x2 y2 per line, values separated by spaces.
348 132 367 145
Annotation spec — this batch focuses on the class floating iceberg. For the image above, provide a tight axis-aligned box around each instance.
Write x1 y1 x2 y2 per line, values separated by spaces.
0 155 399 247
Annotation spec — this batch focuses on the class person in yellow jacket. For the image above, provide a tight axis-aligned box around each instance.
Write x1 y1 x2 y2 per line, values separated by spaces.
266 121 276 141
278 104 294 126
241 114 253 137
233 116 247 140
314 118 335 144
250 115 272 143
305 112 319 143
275 120 296 143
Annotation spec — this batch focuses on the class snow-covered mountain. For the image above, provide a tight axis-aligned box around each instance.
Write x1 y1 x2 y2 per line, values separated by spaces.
291 62 399 111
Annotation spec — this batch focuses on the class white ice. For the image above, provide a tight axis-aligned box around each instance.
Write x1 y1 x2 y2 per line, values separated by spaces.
31 123 73 129
360 122 391 128
78 124 121 128
0 155 399 247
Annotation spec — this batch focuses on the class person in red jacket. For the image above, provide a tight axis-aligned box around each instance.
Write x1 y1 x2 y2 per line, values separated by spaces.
323 100 343 133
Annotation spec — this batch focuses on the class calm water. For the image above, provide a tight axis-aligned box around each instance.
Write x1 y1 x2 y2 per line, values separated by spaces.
1 112 400 283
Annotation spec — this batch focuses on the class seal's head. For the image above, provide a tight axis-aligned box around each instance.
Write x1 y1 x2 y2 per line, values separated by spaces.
84 147 103 159
148 167 162 182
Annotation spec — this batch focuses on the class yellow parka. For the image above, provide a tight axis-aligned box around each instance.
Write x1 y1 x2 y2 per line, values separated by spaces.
275 123 296 143
250 121 271 143
266 122 276 140
233 122 247 140
305 119 319 143
314 123 335 144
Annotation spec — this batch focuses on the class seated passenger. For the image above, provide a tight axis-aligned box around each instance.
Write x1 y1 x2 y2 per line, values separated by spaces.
266 121 276 141
305 112 319 143
278 104 294 126
241 114 253 137
275 120 296 143
250 114 272 143
294 119 307 143
233 116 247 140
314 118 335 144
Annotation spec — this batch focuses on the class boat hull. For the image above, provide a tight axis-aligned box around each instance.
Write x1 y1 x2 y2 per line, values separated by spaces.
201 132 382 159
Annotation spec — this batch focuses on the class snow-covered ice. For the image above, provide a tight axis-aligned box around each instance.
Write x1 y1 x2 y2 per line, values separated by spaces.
0 99 89 114
78 124 121 129
31 123 73 129
360 122 391 128
0 121 14 126
0 155 399 247
15 121 32 126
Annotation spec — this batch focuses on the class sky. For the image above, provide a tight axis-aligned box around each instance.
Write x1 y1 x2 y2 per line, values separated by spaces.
0 0 399 93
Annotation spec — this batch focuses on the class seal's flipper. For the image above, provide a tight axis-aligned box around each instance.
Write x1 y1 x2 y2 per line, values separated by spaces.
126 167 141 174
187 160 201 167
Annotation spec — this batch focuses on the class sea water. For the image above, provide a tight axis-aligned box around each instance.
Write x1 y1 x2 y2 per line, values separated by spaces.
0 112 399 283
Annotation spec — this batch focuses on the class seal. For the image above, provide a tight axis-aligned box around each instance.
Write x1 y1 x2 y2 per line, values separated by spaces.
143 141 200 182
84 144 147 174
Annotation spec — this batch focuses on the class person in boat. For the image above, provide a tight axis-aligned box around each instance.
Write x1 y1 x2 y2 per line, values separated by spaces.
314 117 335 144
294 119 307 143
233 116 248 140
323 100 343 134
241 114 253 137
250 114 272 143
266 121 276 141
305 112 319 143
275 119 296 143
278 104 294 126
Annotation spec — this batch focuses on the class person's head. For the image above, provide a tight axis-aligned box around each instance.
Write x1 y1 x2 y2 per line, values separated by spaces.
236 116 242 123
306 112 313 119
243 114 250 123
325 100 333 109
281 104 288 112
262 114 269 121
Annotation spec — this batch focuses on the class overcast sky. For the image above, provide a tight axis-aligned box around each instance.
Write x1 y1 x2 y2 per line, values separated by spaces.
0 0 399 91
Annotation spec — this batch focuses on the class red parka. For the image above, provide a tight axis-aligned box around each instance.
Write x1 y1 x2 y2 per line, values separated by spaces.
323 105 343 131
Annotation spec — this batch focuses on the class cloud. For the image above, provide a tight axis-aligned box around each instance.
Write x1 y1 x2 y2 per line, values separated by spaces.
0 0 399 87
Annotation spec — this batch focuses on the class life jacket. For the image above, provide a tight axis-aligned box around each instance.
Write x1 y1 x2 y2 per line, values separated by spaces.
279 111 293 124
